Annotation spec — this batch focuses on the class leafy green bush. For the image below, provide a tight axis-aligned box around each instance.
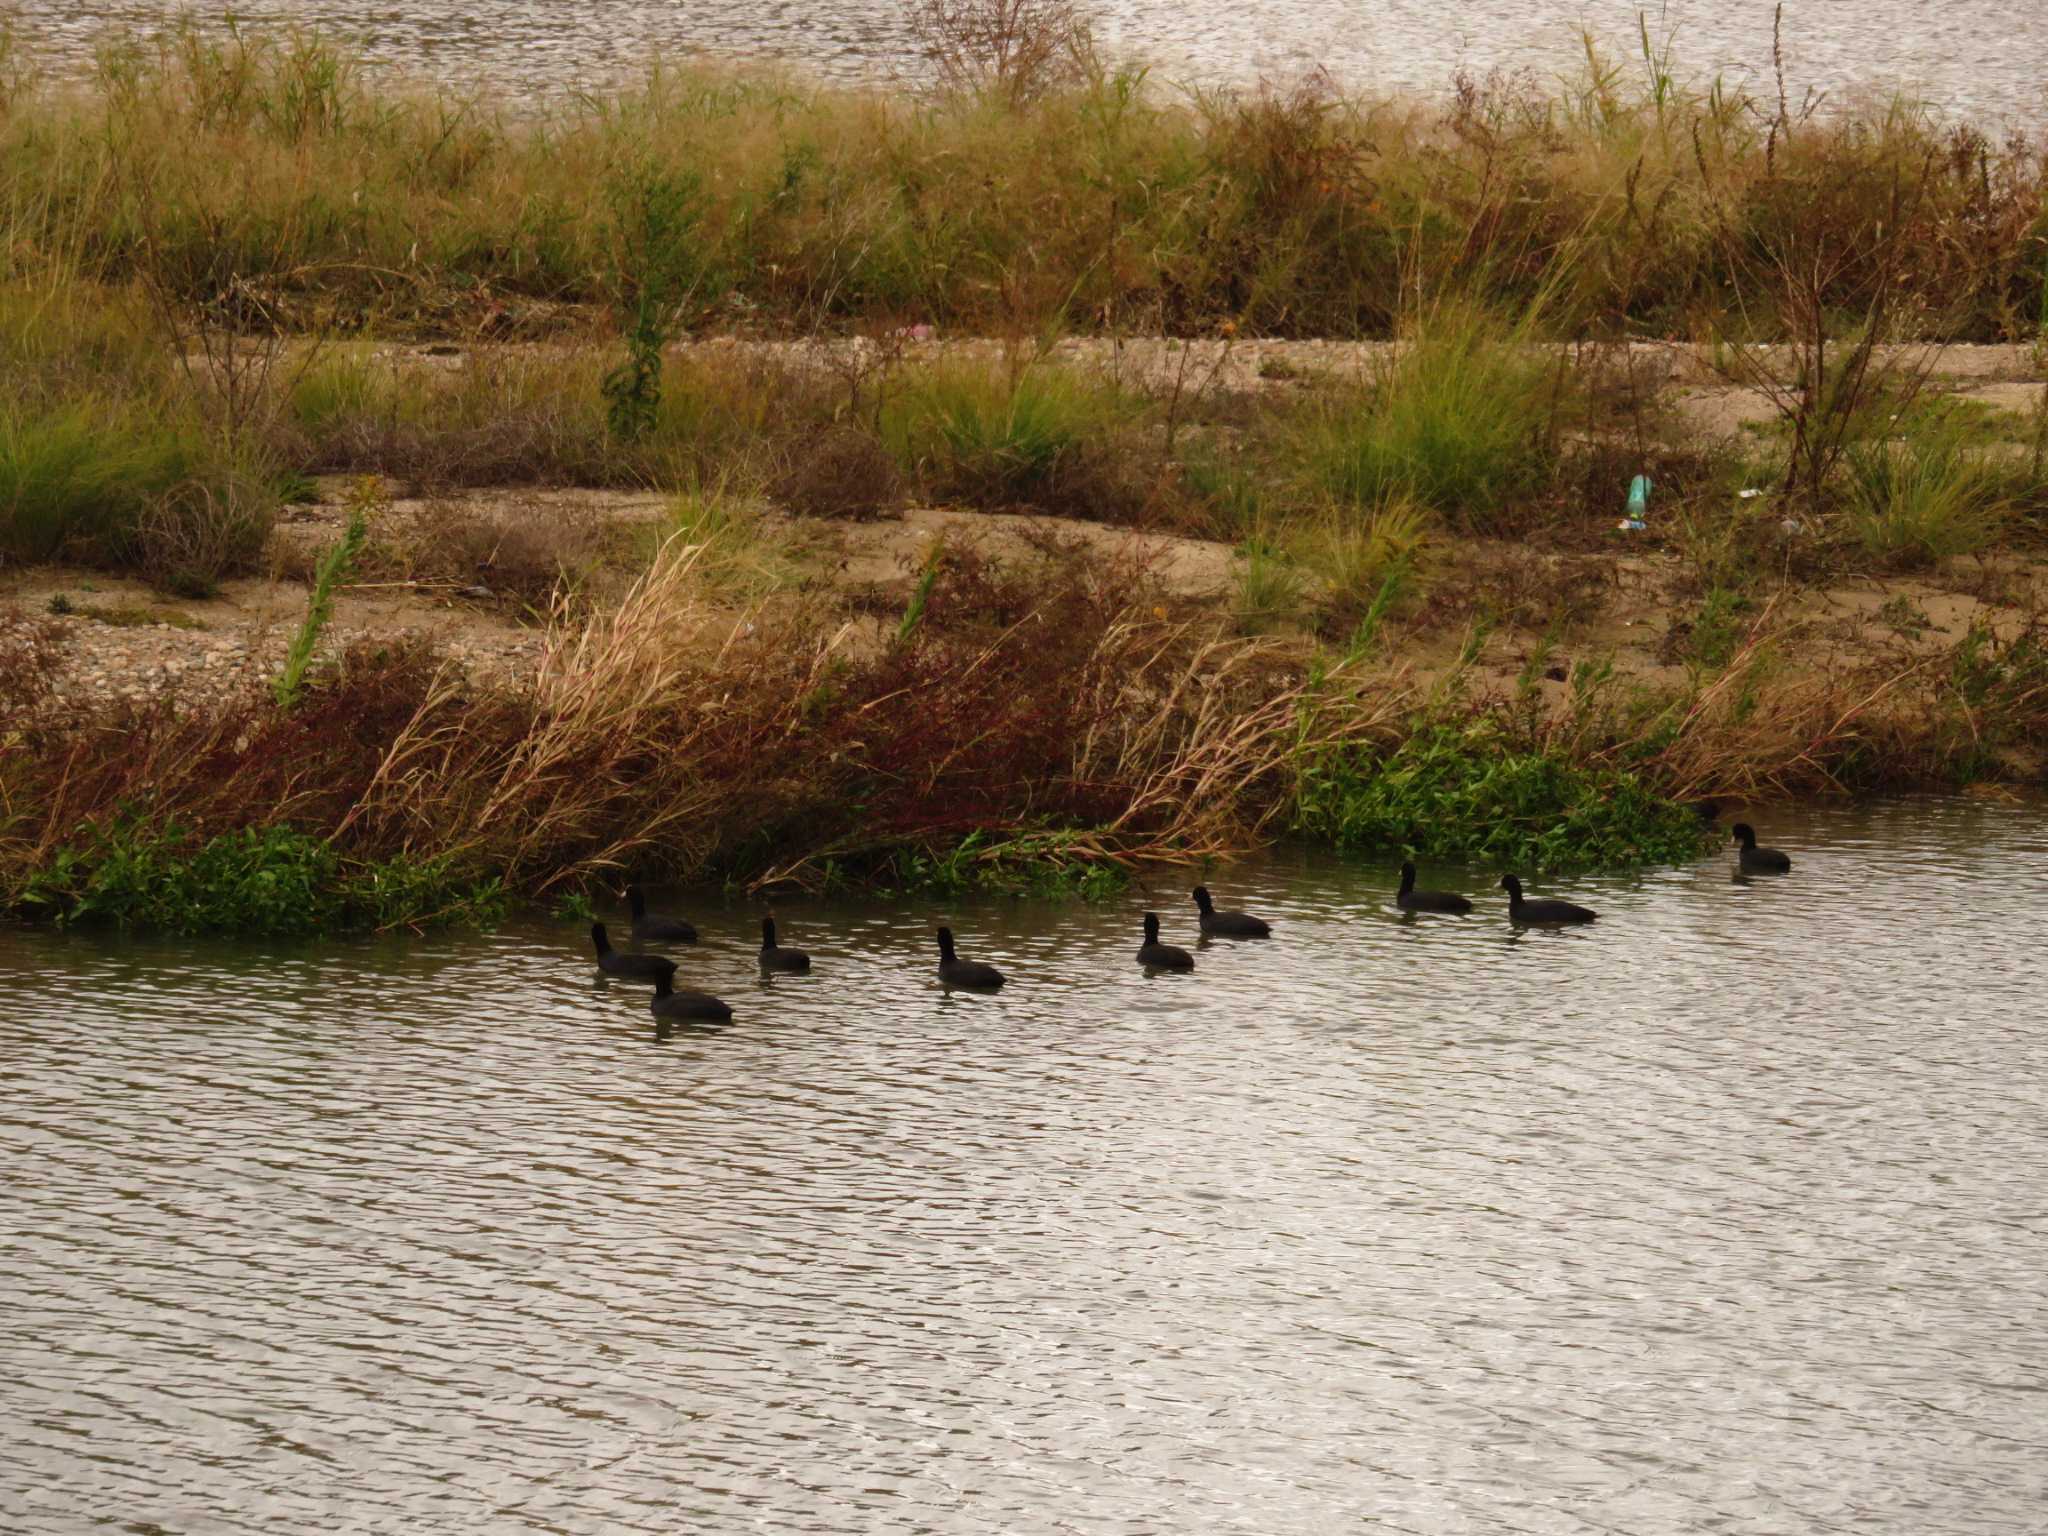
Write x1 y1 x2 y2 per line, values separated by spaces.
17 817 505 935
1294 722 1713 871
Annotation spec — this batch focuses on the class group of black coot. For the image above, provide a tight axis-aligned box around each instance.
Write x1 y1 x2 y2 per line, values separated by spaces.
591 824 1792 1028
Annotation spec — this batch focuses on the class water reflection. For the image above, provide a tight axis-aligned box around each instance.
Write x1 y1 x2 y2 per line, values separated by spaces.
11 1 2048 123
2 797 2046 1532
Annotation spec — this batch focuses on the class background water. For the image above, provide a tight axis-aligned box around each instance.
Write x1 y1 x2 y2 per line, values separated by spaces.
8 1 2048 123
3 797 2047 1533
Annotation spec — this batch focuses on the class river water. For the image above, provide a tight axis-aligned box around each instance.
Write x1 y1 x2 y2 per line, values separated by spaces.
3 796 2047 1532
8 1 2048 124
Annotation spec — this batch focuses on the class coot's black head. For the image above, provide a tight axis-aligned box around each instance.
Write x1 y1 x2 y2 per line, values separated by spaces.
626 886 647 917
1731 823 1758 848
761 916 777 946
1499 875 1523 898
590 922 611 951
1143 912 1161 941
1399 861 1417 890
936 926 956 958
1191 885 1214 913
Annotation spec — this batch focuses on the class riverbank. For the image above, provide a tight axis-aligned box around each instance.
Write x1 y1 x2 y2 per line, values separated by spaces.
5 390 2045 934
6 326 2048 930
4 23 2048 932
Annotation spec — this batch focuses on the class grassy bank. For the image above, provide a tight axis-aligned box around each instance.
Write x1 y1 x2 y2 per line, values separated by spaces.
0 18 2043 343
2 17 2048 933
6 500 2048 933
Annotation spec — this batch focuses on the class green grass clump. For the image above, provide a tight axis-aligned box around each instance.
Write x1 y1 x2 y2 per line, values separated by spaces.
1844 415 2012 566
17 817 506 936
880 361 1126 505
1686 585 1750 670
665 483 793 598
0 398 206 561
1301 306 1557 527
1231 533 1308 633
1294 721 1714 871
287 352 387 438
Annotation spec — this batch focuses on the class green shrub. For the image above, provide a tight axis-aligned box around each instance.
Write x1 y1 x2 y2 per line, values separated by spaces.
1294 721 1713 870
16 816 505 935
601 168 712 440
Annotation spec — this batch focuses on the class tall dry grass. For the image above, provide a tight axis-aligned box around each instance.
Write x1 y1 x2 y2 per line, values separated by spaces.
0 19 2039 342
0 531 1405 902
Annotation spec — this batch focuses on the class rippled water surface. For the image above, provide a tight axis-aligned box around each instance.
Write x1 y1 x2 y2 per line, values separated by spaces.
11 1 2048 122
5 798 2048 1533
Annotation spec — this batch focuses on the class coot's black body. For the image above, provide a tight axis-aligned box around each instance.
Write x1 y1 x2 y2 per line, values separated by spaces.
1732 823 1792 874
1137 912 1194 971
759 917 811 973
649 973 733 1023
1397 862 1472 915
1499 876 1598 926
936 927 1005 990
1192 885 1270 938
627 886 698 944
591 923 679 981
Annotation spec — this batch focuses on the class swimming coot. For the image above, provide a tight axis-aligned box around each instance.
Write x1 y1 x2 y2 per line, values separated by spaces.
1192 885 1270 938
626 885 698 944
1137 912 1194 971
1397 861 1472 915
649 973 733 1024
1731 823 1792 873
591 922 679 981
759 916 811 974
936 927 1005 990
1499 876 1598 926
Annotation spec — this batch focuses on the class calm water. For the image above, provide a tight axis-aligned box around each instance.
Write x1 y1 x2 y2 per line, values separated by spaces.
3 797 2048 1532
9 1 2048 123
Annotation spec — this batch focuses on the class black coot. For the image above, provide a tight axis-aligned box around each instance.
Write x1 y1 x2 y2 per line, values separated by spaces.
759 917 811 974
1137 912 1194 971
1397 861 1472 914
936 927 1005 990
627 885 698 943
650 973 733 1023
1191 885 1270 938
591 922 679 981
1499 876 1598 926
1731 823 1792 873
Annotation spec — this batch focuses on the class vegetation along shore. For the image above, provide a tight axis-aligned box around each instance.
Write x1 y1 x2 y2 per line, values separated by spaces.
2 14 2046 934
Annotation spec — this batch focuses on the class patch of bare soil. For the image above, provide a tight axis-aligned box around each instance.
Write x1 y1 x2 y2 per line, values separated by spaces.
1 487 1245 706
